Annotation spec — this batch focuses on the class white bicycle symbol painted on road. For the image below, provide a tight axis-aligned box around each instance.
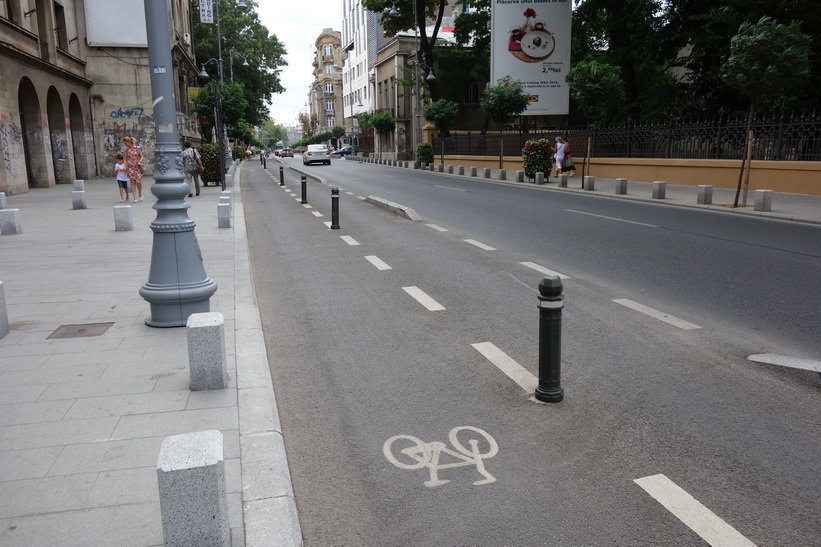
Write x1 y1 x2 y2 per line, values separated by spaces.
383 426 498 487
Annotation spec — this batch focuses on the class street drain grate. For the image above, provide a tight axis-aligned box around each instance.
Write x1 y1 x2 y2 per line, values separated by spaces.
47 322 115 340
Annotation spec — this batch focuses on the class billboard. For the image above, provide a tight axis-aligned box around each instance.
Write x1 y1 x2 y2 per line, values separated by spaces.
85 0 147 47
490 0 572 115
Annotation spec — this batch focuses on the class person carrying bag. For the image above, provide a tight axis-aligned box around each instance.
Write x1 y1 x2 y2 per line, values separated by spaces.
182 141 203 197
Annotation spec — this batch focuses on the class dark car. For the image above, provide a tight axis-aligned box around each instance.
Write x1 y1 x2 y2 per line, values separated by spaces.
280 148 293 158
334 145 356 156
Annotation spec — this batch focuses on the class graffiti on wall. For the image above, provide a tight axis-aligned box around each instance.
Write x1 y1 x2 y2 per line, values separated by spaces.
0 116 23 176
98 107 156 175
109 107 145 119
51 132 68 181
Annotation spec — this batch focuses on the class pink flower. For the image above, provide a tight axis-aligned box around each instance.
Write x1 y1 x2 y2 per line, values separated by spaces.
523 8 536 18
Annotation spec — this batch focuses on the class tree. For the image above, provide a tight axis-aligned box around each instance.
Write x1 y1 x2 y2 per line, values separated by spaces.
721 16 811 207
298 112 317 139
362 0 448 101
259 120 286 147
565 60 625 127
480 81 529 168
423 99 459 136
193 0 287 126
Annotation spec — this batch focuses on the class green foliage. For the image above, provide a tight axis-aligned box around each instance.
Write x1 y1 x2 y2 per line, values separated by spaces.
331 126 346 139
423 99 459 135
232 145 246 161
371 111 397 135
480 81 529 127
259 120 286 147
355 112 374 130
416 142 434 165
309 131 333 144
565 60 625 126
199 143 222 183
721 17 811 107
193 0 287 126
521 138 553 179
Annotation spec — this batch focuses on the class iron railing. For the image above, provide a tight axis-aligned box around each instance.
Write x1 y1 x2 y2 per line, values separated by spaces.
431 112 821 162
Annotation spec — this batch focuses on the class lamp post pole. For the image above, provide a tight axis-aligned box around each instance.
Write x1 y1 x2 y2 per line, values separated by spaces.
139 0 217 327
413 0 421 149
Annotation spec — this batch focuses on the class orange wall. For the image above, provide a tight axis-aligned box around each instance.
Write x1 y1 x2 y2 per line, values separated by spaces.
439 155 821 195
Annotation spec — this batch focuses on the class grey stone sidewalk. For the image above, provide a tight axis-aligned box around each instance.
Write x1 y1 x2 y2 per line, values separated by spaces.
0 164 300 546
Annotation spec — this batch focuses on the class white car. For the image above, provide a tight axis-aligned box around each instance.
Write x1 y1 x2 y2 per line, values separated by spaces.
303 144 331 165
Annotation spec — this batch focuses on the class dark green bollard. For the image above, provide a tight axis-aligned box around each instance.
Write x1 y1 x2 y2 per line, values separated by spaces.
535 276 564 403
279 166 284 186
331 188 340 229
301 175 307 204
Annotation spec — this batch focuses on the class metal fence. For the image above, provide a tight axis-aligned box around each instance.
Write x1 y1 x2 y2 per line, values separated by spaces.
432 112 821 162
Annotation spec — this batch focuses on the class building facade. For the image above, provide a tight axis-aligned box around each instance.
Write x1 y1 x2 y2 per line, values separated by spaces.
341 0 378 150
309 28 344 144
0 0 200 195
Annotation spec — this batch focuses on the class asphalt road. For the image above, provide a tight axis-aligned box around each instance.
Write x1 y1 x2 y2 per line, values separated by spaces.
243 157 821 546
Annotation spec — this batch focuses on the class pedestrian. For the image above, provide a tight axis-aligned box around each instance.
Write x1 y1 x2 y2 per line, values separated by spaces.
114 153 129 202
553 137 566 177
123 136 144 202
561 138 576 177
181 141 203 197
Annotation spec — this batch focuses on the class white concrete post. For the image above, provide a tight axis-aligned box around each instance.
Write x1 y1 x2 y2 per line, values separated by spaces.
447 165 454 174
0 280 9 339
584 176 596 191
458 166 465 175
516 170 524 182
71 191 87 210
697 185 713 205
558 174 568 188
652 181 666 199
484 168 491 178
615 178 628 195
535 172 545 185
0 209 22 235
499 169 507 181
470 167 477 177
754 189 773 211
157 430 229 547
73 179 85 191
0 192 6 209
114 205 134 231
217 203 231 228
186 312 228 390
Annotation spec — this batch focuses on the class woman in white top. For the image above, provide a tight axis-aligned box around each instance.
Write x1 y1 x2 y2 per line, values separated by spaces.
553 137 566 176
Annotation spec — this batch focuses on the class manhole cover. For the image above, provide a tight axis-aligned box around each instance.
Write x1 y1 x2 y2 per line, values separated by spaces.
47 322 115 339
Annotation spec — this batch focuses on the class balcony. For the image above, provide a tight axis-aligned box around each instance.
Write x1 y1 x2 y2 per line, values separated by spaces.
324 109 335 116
323 91 335 98
323 55 335 63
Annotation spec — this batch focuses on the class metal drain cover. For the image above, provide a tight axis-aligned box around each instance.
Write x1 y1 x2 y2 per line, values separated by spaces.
47 322 114 339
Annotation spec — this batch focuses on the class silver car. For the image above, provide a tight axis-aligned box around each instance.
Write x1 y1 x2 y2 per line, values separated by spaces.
303 144 331 165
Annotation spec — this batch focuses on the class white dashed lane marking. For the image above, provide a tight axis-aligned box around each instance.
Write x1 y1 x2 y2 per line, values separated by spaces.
312 211 323 217
613 299 700 330
323 221 332 228
365 255 392 270
634 474 756 547
302 204 313 209
341 236 360 246
402 286 446 311
472 342 537 393
426 224 449 232
520 262 570 280
564 209 658 228
464 239 497 251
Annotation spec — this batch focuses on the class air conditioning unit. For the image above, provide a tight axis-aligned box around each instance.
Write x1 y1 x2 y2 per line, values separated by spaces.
183 33 191 45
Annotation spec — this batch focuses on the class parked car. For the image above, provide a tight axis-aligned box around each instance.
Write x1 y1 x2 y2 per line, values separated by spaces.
303 144 331 165
280 148 293 158
333 145 356 156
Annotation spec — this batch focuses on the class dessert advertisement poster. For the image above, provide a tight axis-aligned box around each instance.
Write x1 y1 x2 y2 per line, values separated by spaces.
490 0 572 115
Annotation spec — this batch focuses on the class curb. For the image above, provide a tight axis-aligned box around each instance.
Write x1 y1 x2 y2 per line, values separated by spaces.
364 195 422 221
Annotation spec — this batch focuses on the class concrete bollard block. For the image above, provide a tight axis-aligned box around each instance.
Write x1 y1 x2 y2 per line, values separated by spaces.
437 164 444 172
470 167 477 177
0 208 22 235
484 168 491 178
754 189 773 212
652 180 666 199
458 166 465 176
535 172 545 185
558 175 568 188
219 196 231 212
615 178 628 195
499 169 506 181
697 185 713 205
429 164 435 171
584 176 596 191
516 170 524 183
114 205 133 231
187 312 228 390
413 162 419 169
72 190 87 210
157 430 229 547
217 203 231 228
0 280 8 339
73 179 85 191
0 192 6 209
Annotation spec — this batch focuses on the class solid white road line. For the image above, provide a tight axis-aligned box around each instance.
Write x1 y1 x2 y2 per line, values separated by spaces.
341 235 360 246
436 185 467 192
312 211 323 217
402 286 446 311
564 209 658 228
747 354 821 373
634 474 756 547
464 239 497 251
613 299 701 330
364 255 392 270
426 224 449 232
472 342 538 393
520 261 570 280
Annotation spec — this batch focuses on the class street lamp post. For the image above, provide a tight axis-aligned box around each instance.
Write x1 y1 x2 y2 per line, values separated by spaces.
139 0 217 327
229 48 249 83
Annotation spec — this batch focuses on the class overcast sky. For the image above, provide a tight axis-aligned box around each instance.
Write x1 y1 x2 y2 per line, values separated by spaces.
257 0 344 127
